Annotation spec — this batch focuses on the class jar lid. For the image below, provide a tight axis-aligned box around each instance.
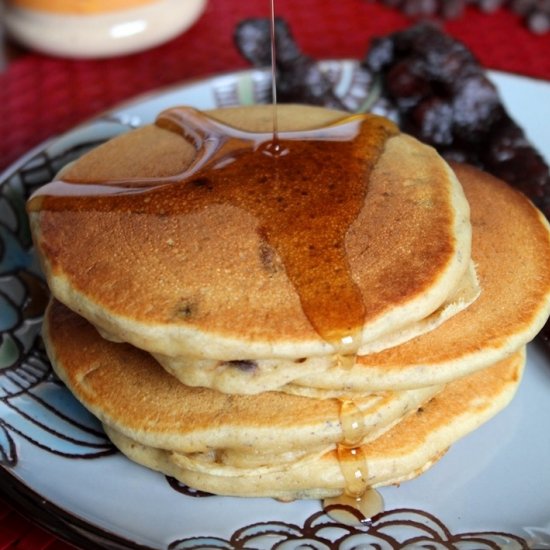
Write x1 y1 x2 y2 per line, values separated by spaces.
8 0 158 14
4 0 207 58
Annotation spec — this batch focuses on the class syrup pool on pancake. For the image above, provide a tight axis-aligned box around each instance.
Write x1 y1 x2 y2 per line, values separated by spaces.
28 107 398 352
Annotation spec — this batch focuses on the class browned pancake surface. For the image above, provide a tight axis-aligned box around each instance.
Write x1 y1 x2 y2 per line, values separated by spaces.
30 104 469 358
365 164 550 362
44 299 439 454
102 347 524 498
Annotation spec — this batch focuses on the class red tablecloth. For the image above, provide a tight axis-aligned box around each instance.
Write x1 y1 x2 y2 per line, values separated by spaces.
2 0 550 174
1 0 549 547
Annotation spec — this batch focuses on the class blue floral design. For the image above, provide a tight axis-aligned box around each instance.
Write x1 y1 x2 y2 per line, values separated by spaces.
0 129 124 466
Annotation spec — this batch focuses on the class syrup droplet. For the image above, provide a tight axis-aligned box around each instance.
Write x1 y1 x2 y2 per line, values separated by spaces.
323 488 384 526
260 140 289 159
337 444 368 496
323 399 384 525
339 399 368 447
28 107 397 347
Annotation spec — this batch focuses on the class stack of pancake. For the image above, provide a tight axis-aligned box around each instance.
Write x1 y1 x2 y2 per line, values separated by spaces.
28 104 550 503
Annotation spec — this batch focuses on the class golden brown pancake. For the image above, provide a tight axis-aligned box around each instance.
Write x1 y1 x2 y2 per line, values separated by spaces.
289 163 550 393
105 348 523 499
44 299 442 457
33 103 538 501
43 297 523 499
29 104 472 367
151 261 479 395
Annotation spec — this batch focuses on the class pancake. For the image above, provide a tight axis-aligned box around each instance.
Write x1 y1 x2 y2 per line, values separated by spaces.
42 293 522 498
288 163 550 393
44 299 443 459
105 348 524 499
29 104 472 370
152 261 479 395
44 299 523 499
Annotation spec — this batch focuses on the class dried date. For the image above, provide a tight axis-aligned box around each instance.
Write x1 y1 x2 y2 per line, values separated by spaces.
234 18 347 109
371 0 550 34
363 22 550 218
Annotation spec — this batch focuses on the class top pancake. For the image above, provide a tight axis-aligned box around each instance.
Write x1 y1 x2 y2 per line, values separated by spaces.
28 104 471 360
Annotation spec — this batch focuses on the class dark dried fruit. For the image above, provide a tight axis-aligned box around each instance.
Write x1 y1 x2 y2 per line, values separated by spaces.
223 360 258 373
508 0 550 34
371 0 550 34
363 22 550 218
409 96 454 146
234 18 347 109
483 113 550 211
374 0 467 19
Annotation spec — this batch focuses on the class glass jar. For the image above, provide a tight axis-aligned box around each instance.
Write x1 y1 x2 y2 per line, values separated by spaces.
3 0 207 58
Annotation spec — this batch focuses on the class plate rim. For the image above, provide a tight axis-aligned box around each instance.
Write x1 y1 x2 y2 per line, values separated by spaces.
0 465 153 550
1 61 547 185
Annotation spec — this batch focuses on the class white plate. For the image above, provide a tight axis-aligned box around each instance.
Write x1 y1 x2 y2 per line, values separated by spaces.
1 61 549 549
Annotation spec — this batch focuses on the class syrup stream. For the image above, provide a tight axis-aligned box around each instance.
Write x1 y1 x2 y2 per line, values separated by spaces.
267 3 383 520
270 0 279 144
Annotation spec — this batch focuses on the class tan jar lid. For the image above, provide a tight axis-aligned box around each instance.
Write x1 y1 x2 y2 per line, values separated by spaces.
8 0 156 14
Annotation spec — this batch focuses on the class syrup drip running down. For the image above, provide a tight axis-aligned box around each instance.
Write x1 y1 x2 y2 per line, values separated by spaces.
29 108 397 349
267 0 383 521
323 400 384 525
265 0 288 159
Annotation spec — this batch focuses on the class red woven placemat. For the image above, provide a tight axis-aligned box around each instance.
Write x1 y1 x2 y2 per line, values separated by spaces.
1 0 549 173
0 497 72 549
1 0 549 547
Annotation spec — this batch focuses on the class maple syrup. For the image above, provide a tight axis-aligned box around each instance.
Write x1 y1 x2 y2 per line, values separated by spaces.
269 0 280 146
323 399 384 525
29 107 397 348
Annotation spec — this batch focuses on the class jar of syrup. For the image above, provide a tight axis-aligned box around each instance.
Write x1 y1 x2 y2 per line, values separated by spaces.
3 0 207 58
